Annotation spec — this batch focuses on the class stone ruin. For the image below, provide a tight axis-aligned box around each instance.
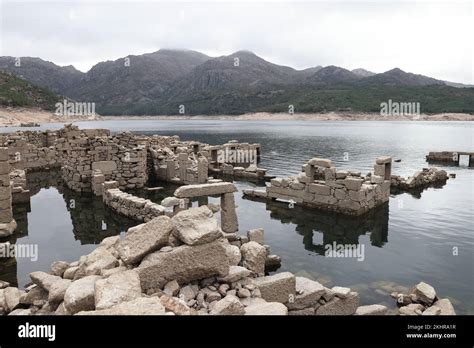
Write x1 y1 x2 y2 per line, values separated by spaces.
426 151 474 167
0 148 16 237
244 156 392 216
391 167 448 191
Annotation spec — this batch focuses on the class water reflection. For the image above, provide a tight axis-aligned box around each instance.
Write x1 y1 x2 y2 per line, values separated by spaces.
0 170 136 287
244 196 389 255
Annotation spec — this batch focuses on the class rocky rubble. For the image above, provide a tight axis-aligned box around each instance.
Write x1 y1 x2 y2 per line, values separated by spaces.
391 168 448 190
391 281 456 315
0 206 457 316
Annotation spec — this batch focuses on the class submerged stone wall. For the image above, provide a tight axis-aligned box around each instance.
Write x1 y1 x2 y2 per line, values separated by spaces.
0 148 16 237
244 157 392 216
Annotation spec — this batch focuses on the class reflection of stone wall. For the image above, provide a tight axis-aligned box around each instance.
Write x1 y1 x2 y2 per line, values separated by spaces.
61 189 137 245
258 198 389 254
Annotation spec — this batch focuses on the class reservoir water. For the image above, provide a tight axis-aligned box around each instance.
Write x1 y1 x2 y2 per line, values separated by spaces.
1 120 473 313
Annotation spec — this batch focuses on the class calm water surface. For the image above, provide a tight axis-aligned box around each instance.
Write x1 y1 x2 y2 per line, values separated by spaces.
1 120 473 314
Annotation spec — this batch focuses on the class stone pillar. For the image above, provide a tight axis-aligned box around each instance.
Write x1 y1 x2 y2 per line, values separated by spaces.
220 192 238 233
197 157 208 183
165 159 176 180
91 169 105 196
177 153 189 182
375 156 392 180
0 148 17 237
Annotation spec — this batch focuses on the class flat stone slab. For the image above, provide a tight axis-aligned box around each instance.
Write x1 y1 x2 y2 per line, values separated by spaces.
171 206 221 246
117 216 172 265
355 304 388 315
174 183 237 198
245 301 288 315
252 272 296 304
137 239 230 291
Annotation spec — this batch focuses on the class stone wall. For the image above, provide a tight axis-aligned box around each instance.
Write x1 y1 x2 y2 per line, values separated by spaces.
102 183 168 222
0 148 16 237
244 157 392 216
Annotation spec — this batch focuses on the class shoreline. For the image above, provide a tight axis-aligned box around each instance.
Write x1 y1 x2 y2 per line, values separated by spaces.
1 108 473 126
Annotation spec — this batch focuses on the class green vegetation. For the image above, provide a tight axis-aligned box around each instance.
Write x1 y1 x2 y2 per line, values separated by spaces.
0 71 62 110
97 84 474 115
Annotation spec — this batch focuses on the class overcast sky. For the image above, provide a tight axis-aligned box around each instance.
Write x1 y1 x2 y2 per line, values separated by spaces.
0 0 472 84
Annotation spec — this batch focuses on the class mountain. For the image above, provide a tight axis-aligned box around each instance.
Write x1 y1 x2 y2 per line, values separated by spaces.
352 68 375 77
0 57 83 95
71 49 210 113
359 68 445 86
0 70 64 110
305 66 360 85
1 50 473 115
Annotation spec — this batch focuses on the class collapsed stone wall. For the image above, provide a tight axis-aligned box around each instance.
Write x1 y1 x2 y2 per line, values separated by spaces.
391 168 448 190
244 157 392 216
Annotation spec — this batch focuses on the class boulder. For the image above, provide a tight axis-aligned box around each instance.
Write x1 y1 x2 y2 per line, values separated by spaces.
3 287 21 312
30 271 63 291
316 291 359 315
432 298 456 315
422 306 441 315
171 206 222 246
355 304 388 315
240 241 267 276
163 280 180 297
77 297 165 315
247 228 264 245
287 277 325 310
50 261 70 277
159 294 196 315
74 247 118 279
332 286 351 299
218 266 251 283
137 239 229 291
48 279 72 304
19 286 48 305
399 303 425 315
64 275 101 314
245 301 288 315
95 270 142 310
413 282 436 305
223 243 241 266
117 216 173 265
210 294 245 315
252 272 296 304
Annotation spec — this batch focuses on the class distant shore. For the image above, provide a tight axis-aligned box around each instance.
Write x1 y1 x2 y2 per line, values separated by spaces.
103 112 474 122
1 107 473 126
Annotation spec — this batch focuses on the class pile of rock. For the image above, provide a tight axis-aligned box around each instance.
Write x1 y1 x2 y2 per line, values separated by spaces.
392 282 456 315
391 168 448 190
0 204 386 316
